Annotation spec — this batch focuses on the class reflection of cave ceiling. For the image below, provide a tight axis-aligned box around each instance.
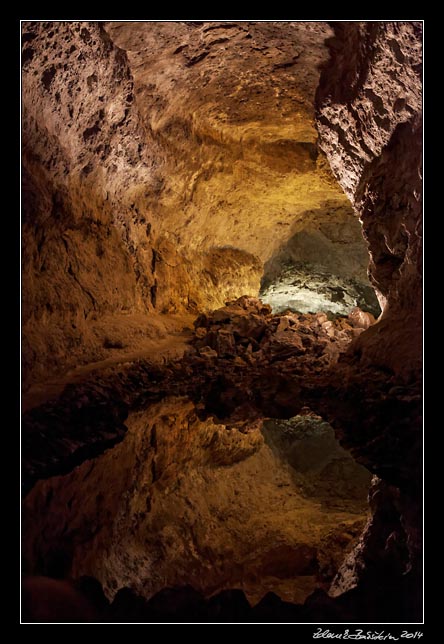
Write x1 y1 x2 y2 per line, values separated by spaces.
23 399 370 604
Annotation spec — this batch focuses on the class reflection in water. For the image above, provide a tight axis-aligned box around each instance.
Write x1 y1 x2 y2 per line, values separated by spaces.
22 397 371 605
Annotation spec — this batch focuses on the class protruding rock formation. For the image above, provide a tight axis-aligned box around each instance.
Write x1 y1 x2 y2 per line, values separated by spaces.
315 22 423 617
316 21 422 378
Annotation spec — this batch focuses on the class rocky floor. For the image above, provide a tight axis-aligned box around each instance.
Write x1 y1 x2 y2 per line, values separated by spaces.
22 312 194 412
22 295 420 496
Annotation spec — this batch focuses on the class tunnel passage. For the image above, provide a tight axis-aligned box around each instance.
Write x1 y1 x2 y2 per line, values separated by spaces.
21 20 422 623
260 201 381 317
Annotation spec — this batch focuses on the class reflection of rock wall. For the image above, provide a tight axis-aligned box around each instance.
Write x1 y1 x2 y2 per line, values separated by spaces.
22 296 372 492
263 415 371 506
22 398 368 605
316 22 422 377
21 22 423 623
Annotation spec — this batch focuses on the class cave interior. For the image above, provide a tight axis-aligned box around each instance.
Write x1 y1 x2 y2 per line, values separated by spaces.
21 20 423 624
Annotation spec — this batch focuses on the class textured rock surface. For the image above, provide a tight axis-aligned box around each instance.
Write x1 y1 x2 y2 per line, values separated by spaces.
22 397 369 605
316 22 422 377
22 22 161 385
22 21 367 385
105 21 355 260
23 294 419 497
260 261 380 317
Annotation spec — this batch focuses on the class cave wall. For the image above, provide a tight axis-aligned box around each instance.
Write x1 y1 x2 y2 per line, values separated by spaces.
21 22 424 622
22 21 357 385
104 22 353 261
23 20 422 383
22 22 161 383
262 202 370 286
316 21 422 377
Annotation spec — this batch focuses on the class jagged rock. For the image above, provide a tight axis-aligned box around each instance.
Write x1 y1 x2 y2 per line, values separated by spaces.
194 326 207 339
197 346 218 359
216 329 237 356
316 22 422 378
191 295 360 367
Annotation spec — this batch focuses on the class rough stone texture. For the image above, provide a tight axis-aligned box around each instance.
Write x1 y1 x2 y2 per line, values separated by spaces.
316 21 422 378
21 295 421 621
105 21 351 261
329 476 414 598
260 262 380 317
22 21 366 386
22 21 165 385
261 203 370 286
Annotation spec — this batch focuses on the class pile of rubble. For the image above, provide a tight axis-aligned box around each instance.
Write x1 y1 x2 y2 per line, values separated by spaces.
190 296 375 370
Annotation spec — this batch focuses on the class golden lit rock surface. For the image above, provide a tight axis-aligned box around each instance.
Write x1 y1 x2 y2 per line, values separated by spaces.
105 22 353 261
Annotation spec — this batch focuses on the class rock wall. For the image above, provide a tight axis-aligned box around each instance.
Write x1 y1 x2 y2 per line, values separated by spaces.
23 21 422 383
22 22 160 384
21 21 423 622
316 21 423 378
